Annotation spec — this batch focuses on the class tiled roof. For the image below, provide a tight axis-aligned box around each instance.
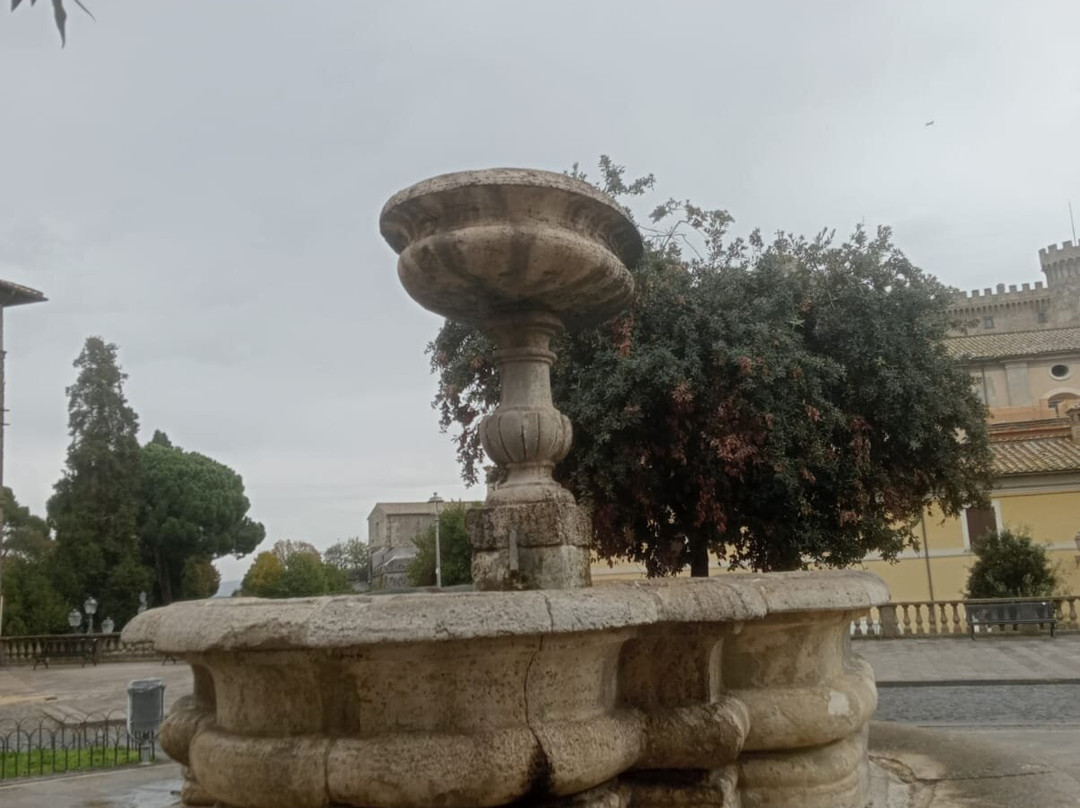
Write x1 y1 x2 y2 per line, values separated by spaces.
946 327 1080 360
991 436 1080 475
368 500 481 518
0 279 46 307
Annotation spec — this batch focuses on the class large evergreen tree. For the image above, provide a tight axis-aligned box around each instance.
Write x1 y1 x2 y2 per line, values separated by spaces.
139 431 265 604
430 159 993 575
48 337 150 625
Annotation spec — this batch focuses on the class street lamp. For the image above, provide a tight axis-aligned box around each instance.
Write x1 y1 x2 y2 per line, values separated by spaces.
67 608 82 633
84 596 98 634
428 493 444 588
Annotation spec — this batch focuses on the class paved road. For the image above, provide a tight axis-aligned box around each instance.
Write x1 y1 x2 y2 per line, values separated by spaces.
857 635 1080 683
0 661 193 724
876 683 1080 726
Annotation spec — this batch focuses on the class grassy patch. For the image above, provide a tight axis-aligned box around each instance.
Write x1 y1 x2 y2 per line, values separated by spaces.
0 746 143 779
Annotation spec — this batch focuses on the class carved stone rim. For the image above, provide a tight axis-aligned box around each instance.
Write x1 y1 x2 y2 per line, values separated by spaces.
122 571 889 654
380 166 643 263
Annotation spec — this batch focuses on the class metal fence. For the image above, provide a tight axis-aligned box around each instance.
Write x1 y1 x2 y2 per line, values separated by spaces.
851 594 1080 638
0 712 158 780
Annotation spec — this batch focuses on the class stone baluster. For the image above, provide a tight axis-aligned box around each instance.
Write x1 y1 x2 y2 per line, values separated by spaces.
879 603 900 637
899 604 912 636
849 615 865 637
1051 596 1077 631
912 604 925 635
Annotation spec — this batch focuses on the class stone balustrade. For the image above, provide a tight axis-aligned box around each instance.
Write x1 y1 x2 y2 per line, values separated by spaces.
851 594 1079 638
0 632 158 665
124 570 887 808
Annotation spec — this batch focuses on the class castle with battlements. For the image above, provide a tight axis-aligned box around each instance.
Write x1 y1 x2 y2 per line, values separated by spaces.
949 240 1080 333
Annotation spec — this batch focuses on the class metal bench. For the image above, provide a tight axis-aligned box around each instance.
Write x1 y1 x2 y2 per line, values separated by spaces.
31 636 100 669
966 599 1057 639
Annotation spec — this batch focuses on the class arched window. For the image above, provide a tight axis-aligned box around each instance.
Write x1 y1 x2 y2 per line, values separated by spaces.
1047 391 1080 414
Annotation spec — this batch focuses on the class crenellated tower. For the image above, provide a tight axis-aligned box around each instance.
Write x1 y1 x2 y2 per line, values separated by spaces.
948 241 1080 334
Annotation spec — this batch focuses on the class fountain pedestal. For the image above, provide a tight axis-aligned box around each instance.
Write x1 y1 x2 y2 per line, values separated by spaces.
124 168 889 808
380 168 642 590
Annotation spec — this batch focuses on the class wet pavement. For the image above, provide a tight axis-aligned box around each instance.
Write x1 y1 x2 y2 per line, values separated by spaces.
0 762 181 808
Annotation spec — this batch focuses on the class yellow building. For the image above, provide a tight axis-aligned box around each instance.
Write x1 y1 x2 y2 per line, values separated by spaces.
858 423 1080 602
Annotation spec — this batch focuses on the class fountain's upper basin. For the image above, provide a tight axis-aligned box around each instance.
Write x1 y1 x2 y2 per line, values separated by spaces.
379 168 643 331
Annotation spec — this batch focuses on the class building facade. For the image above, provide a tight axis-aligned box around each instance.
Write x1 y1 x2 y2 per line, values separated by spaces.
367 502 441 588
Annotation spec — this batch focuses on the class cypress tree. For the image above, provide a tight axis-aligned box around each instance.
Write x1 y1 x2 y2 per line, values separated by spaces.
48 337 150 626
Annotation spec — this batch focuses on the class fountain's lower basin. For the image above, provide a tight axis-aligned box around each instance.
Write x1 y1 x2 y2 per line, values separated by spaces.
122 571 888 808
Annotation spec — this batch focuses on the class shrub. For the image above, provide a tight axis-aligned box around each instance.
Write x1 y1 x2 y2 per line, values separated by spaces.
406 505 472 587
965 528 1059 599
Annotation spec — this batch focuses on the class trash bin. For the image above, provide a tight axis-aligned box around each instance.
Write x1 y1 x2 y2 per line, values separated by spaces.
128 678 165 762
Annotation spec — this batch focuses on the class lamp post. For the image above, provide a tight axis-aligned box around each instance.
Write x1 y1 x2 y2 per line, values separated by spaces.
84 596 98 634
67 608 82 634
428 493 444 588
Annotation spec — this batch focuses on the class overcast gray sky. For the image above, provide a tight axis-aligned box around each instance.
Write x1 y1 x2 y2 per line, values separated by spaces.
2 1 1078 583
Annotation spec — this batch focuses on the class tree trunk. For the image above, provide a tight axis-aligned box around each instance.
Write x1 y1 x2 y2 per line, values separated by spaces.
762 545 802 573
689 541 710 577
154 546 173 605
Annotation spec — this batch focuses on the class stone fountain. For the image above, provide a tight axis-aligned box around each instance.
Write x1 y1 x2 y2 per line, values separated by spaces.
124 168 888 808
